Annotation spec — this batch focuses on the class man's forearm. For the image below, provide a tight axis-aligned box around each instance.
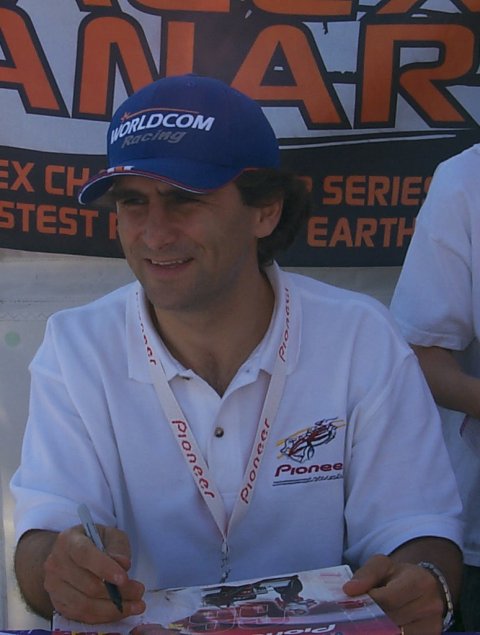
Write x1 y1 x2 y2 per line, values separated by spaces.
14 529 59 619
412 345 480 419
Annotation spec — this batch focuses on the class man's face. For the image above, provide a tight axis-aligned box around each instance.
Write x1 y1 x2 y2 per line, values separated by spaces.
112 175 280 316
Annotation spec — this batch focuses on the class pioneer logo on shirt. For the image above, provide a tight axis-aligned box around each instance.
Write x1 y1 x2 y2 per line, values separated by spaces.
273 418 345 487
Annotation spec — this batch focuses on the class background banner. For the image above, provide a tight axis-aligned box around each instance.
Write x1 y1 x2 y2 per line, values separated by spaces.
1 0 479 266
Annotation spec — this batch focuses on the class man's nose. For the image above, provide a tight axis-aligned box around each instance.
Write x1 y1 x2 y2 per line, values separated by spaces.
142 202 178 248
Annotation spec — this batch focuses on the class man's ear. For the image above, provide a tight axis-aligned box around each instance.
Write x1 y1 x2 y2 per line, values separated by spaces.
254 198 283 239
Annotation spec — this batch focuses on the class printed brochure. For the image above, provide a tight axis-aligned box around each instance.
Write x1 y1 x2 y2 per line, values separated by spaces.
52 565 400 635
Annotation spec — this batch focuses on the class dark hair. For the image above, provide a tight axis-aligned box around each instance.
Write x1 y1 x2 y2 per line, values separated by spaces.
235 168 312 267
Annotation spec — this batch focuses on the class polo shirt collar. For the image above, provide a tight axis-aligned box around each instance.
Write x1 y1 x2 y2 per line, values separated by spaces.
126 263 301 383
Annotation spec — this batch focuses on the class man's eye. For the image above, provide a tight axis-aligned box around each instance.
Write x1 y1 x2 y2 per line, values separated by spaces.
118 197 146 206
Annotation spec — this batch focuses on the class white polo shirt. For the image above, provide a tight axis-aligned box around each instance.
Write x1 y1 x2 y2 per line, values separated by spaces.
11 263 462 589
391 143 480 567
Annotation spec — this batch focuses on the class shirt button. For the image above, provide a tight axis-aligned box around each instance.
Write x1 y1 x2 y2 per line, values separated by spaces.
214 426 225 438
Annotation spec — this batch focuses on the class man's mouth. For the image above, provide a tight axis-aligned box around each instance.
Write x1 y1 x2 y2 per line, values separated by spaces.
149 258 191 266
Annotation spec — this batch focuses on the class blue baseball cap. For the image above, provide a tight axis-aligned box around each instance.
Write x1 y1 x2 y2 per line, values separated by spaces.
78 74 280 204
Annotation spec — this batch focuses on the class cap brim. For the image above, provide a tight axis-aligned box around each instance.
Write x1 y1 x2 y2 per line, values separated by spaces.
78 158 245 205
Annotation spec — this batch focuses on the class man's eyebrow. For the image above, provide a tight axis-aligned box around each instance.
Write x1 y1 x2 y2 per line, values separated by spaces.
108 187 144 200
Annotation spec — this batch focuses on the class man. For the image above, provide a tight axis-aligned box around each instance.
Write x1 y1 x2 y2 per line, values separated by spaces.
11 74 462 634
391 143 480 630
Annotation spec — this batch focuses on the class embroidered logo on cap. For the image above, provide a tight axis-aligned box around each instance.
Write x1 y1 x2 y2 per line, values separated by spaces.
110 108 216 145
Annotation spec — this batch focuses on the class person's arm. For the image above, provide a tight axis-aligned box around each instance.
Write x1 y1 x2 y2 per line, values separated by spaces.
344 536 462 634
412 344 480 419
14 529 58 619
14 526 146 624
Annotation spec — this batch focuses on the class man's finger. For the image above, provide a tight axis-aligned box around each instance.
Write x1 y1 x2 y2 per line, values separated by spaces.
343 554 396 595
100 525 132 563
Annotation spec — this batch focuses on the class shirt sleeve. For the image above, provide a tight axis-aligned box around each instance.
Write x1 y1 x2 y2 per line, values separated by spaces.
390 154 478 350
10 316 117 541
343 345 464 566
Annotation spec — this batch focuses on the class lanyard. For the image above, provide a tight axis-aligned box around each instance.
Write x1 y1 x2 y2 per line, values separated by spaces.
136 285 291 580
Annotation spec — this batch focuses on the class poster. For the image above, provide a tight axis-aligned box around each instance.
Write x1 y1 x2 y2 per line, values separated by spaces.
0 0 479 265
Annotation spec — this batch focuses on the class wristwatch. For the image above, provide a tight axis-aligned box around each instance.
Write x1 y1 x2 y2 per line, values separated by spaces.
418 561 454 631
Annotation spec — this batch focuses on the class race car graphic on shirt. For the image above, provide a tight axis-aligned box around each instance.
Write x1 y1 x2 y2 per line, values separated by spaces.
277 418 345 463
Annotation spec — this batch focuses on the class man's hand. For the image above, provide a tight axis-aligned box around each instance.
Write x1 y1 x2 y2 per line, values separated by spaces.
15 526 146 623
44 524 146 623
343 554 445 635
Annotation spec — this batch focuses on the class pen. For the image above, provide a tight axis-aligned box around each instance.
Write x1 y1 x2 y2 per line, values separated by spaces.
77 503 123 613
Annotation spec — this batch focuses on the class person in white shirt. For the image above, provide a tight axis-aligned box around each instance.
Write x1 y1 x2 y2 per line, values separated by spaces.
391 143 480 631
12 74 462 635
